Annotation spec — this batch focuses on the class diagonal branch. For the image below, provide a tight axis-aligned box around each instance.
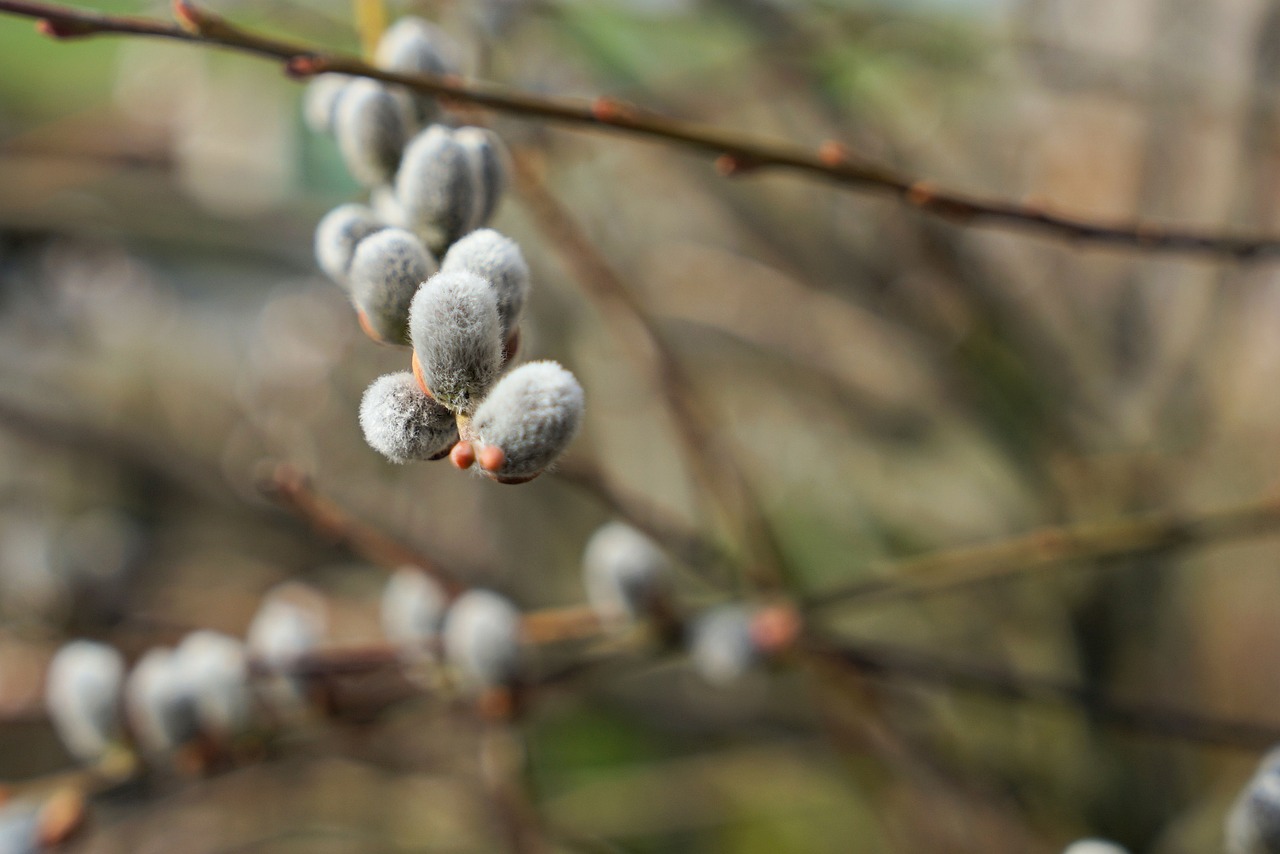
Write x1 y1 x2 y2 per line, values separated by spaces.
1 0 1279 259
805 493 1280 612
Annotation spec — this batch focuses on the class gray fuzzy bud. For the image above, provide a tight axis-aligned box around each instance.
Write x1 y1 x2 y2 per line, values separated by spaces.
247 584 328 714
409 271 502 413
335 78 410 188
470 361 585 482
396 125 476 254
348 228 437 344
1229 749 1280 854
125 647 200 755
443 589 521 688
375 17 459 127
381 567 449 649
583 522 670 622
45 640 125 765
689 605 757 686
303 73 353 135
1063 843 1129 854
454 127 508 231
315 203 386 286
441 228 528 338
175 631 252 741
360 371 460 462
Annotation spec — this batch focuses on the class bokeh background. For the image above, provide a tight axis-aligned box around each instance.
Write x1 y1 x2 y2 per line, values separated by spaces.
2 0 1280 851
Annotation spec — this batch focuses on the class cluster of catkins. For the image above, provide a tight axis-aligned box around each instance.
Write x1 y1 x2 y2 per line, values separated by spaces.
308 16 584 483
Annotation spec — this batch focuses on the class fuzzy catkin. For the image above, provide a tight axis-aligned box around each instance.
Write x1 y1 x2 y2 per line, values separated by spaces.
247 584 328 715
46 641 125 765
360 372 460 462
1062 842 1130 854
348 228 437 344
442 589 521 688
315 204 386 286
381 567 449 648
582 522 670 622
303 73 353 135
441 229 529 338
374 16 458 127
335 79 410 188
689 605 756 686
409 271 503 413
454 127 508 231
470 361 584 481
176 631 252 740
1229 749 1280 854
125 647 200 755
396 125 475 254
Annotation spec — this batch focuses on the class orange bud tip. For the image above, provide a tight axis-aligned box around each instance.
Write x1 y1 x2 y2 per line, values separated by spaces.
749 605 801 655
36 788 86 847
905 181 937 207
451 442 476 470
411 350 434 399
172 0 202 31
37 18 92 38
355 309 384 344
476 686 515 721
478 445 505 473
285 55 325 79
591 97 631 123
818 139 849 167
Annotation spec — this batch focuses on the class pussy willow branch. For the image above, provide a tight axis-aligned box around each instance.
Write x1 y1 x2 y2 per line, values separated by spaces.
2 1 1280 259
808 636 1280 750
805 492 1280 612
511 152 793 594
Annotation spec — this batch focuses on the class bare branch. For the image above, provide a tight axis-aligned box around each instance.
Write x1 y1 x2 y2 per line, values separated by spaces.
0 0 1278 258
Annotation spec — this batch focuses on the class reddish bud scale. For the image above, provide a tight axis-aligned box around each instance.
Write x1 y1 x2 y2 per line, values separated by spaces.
411 350 434 400
451 441 476 470
356 309 385 344
478 445 505 473
749 605 801 655
37 19 94 39
818 140 849 167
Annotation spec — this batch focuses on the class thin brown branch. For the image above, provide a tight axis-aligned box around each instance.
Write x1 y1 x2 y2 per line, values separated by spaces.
259 463 467 596
808 636 1280 750
805 493 1280 612
0 1 1277 258
511 151 793 593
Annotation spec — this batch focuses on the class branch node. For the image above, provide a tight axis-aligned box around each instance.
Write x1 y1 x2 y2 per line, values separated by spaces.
285 54 325 79
715 153 762 177
818 139 849 167
36 18 96 39
591 96 635 123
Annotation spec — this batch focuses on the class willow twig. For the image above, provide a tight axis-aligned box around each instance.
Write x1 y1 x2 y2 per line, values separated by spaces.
805 493 1280 612
0 0 1278 258
809 637 1280 750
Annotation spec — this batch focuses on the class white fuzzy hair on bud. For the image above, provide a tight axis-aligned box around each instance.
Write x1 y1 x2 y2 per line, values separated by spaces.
175 631 252 741
396 125 475 254
247 583 328 713
125 647 200 756
348 228 437 344
334 79 411 188
688 605 757 687
315 204 386 286
303 73 353 135
45 640 125 765
374 17 459 127
454 127 508 231
442 589 521 689
1228 747 1280 854
470 361 584 482
582 522 670 622
360 372 460 463
1062 842 1130 854
440 229 528 339
371 185 406 228
381 567 449 650
409 270 503 413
